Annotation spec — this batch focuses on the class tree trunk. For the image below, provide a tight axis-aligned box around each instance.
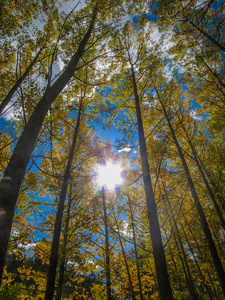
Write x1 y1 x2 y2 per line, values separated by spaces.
127 196 144 300
183 215 220 300
113 207 136 300
189 20 225 53
179 116 225 231
0 8 97 284
157 91 225 296
0 47 44 115
55 184 72 300
102 187 112 300
181 221 214 300
131 66 174 300
167 242 183 292
163 184 199 299
45 101 82 300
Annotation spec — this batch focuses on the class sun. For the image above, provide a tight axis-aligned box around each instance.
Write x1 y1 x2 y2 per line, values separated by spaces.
96 161 123 190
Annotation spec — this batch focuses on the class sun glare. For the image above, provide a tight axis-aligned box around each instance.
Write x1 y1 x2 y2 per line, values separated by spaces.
96 162 123 190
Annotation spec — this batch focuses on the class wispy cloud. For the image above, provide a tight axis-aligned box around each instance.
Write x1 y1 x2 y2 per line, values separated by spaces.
18 243 37 250
1 102 18 121
190 109 202 120
120 220 132 237
118 147 131 153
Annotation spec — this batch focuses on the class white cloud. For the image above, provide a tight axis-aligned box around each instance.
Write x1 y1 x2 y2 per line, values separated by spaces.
59 0 87 14
164 65 173 80
196 0 206 6
57 55 65 72
1 102 19 121
11 229 20 237
94 54 111 77
120 220 132 237
121 14 133 27
190 109 202 120
118 147 131 153
146 23 175 54
150 28 162 43
18 243 36 250
67 261 79 268
85 260 100 270
143 98 158 108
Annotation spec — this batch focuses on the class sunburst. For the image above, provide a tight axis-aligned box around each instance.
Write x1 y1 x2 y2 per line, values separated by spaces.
96 161 123 190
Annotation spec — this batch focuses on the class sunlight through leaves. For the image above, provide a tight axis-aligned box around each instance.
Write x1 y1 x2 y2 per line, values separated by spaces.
96 161 123 190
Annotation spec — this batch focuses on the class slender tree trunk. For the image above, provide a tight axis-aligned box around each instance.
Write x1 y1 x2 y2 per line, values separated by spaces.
102 187 112 300
183 215 220 299
0 8 97 284
179 117 225 230
130 66 174 300
193 154 225 211
194 52 225 90
189 20 225 53
180 221 214 300
55 184 72 300
44 102 82 300
157 91 225 296
118 237 136 300
163 185 199 299
199 166 225 212
112 208 136 300
0 47 44 115
162 184 197 298
168 242 183 292
127 196 144 300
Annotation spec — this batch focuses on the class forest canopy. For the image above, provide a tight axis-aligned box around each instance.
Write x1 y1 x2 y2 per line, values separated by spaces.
0 0 225 299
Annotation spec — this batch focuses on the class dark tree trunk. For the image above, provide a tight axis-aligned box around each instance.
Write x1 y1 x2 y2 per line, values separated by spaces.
179 117 225 231
163 184 199 299
0 9 97 284
189 20 225 53
117 230 136 300
0 47 44 115
45 102 82 300
183 215 220 300
181 221 214 300
112 206 136 300
131 66 174 300
168 242 183 292
55 184 72 300
157 91 225 297
127 196 144 300
102 187 112 300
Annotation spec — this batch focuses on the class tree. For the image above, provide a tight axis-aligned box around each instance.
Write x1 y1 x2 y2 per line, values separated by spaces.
127 195 144 300
155 83 225 296
101 187 112 300
1 1 225 298
44 97 83 300
0 0 105 282
107 21 174 300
